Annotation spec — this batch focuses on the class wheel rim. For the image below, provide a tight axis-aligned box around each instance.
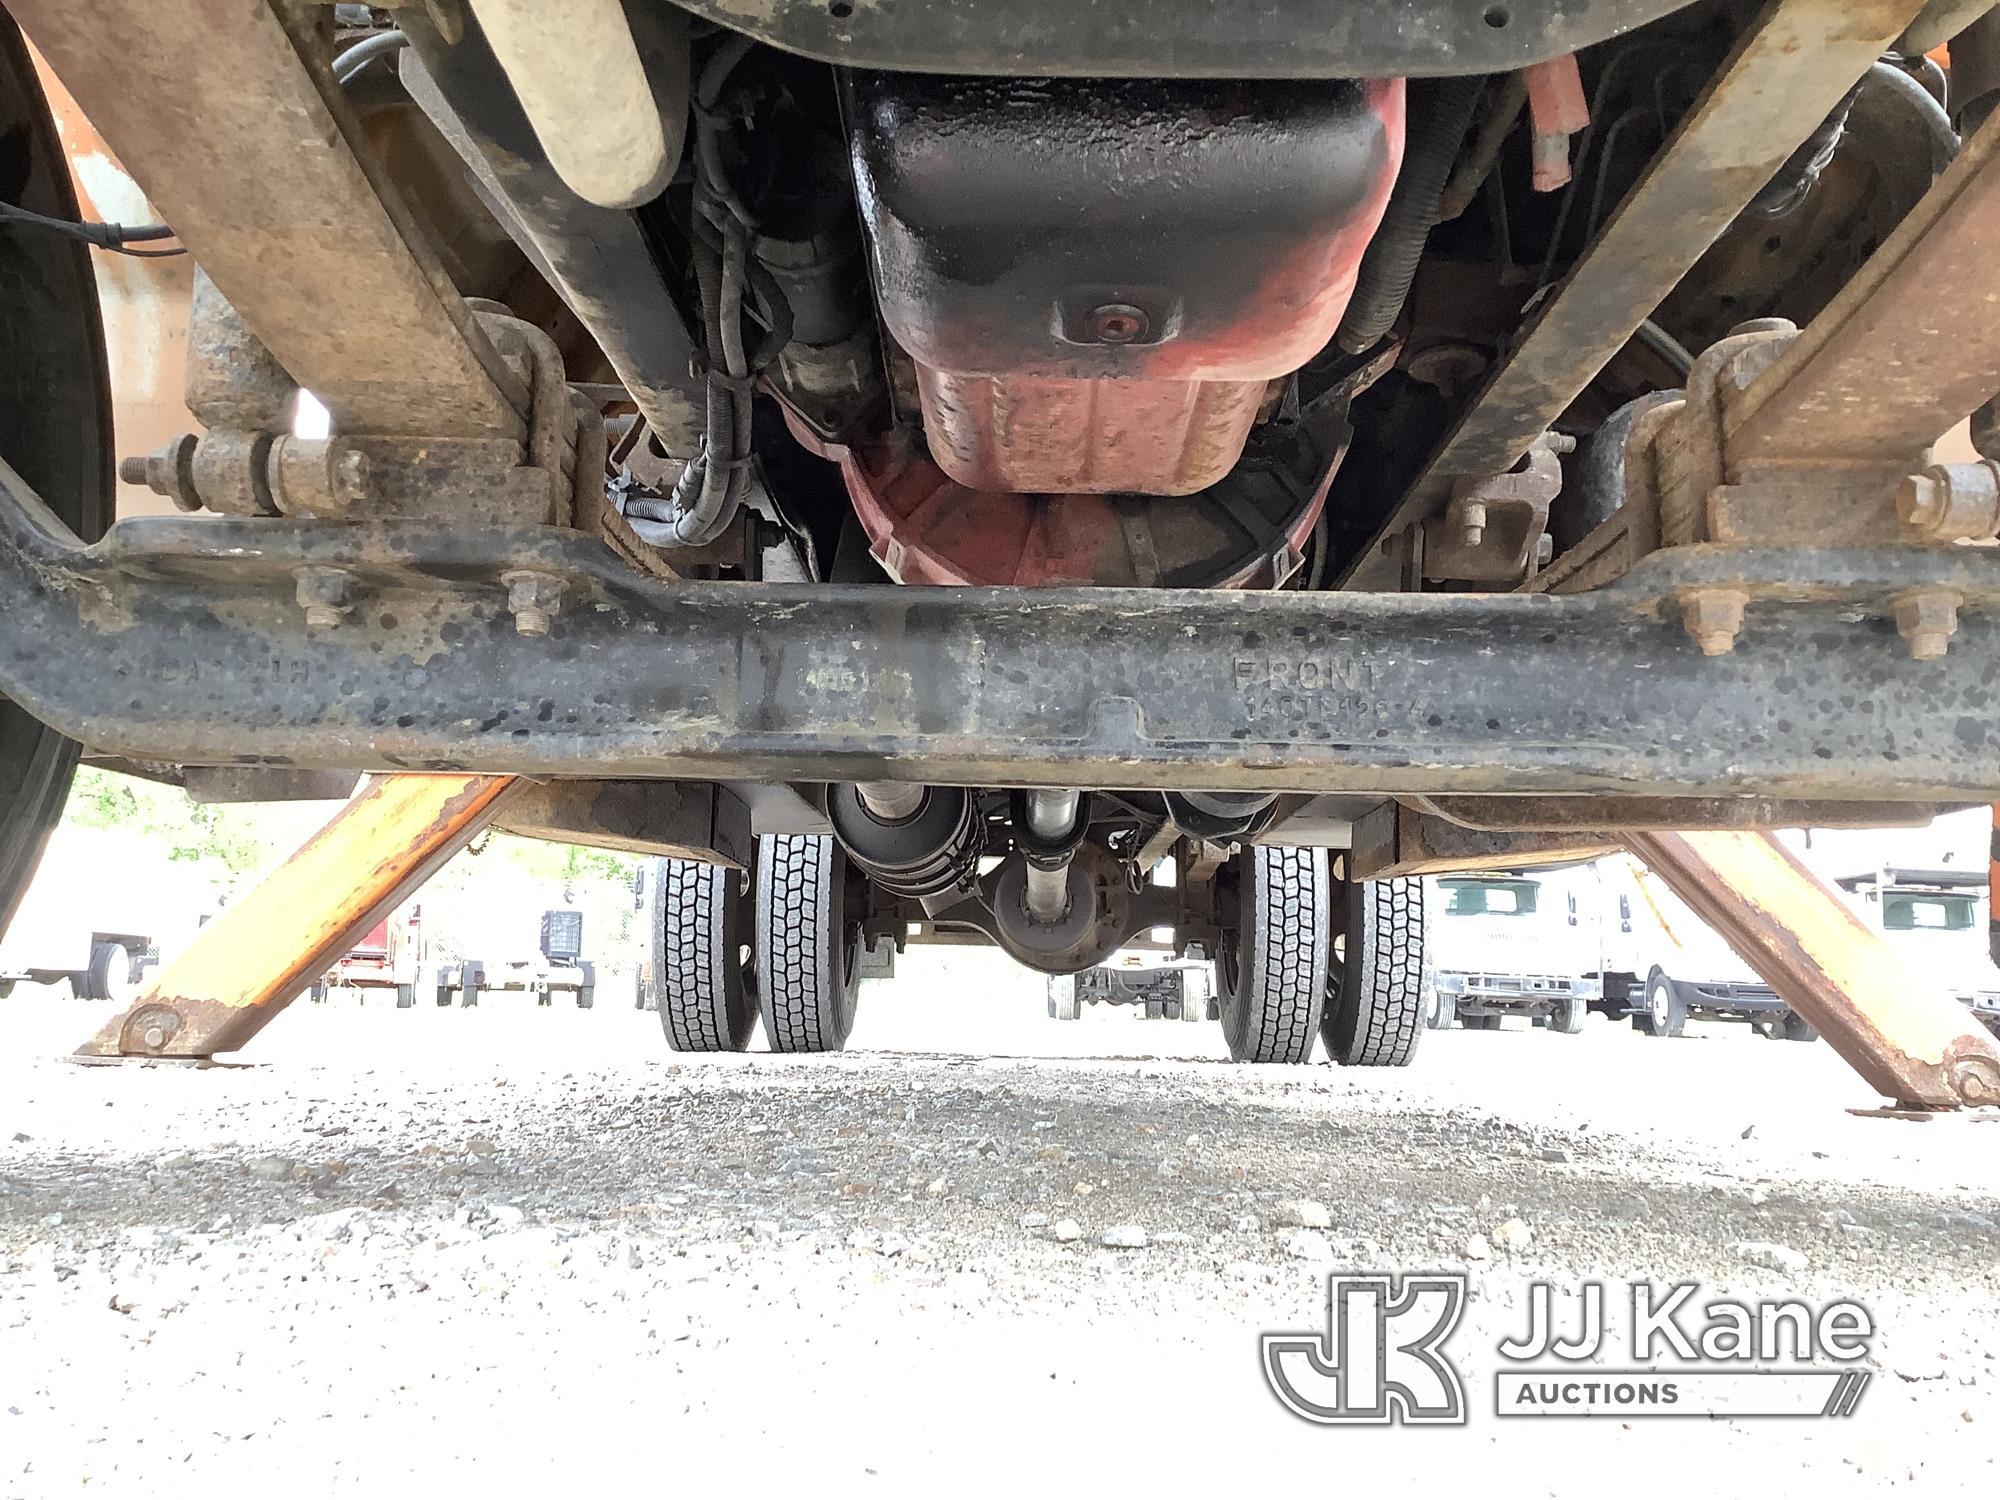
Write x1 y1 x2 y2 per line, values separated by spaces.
1650 981 1670 1028
1217 933 1240 1000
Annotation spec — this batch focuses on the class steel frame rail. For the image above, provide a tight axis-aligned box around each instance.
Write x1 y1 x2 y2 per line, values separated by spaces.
3 474 1997 798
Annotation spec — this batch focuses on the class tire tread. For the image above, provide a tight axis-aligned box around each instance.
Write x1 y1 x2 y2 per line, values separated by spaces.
1223 847 1328 1064
756 834 857 1053
1329 876 1426 1067
658 857 753 1052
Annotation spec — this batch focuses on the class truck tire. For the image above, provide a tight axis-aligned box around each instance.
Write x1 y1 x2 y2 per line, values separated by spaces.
394 982 416 1009
1635 968 1686 1037
1427 988 1457 1030
1179 976 1206 1022
657 858 755 1051
0 17 114 949
756 834 862 1053
1216 846 1328 1064
1549 994 1586 1034
460 959 484 1008
1322 874 1425 1067
1048 976 1080 1020
1778 1012 1818 1043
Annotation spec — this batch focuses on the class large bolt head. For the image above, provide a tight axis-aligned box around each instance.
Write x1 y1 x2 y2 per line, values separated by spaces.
1893 587 1962 662
333 448 371 503
1678 587 1747 657
1897 461 2000 543
501 570 564 637
1084 303 1148 345
1896 472 1944 531
293 565 353 632
1951 1056 2000 1108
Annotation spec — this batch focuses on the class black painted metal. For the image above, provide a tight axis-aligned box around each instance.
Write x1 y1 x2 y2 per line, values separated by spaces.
844 70 1399 380
662 0 1697 80
827 784 982 900
3 476 1997 798
398 9 708 452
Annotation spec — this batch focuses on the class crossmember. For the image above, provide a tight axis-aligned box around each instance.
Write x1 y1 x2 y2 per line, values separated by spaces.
4 470 1995 798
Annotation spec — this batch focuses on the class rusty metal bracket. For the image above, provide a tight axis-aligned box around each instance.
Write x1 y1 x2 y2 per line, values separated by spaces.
1341 0 1932 590
1625 830 2000 1110
1351 802 1621 881
78 774 522 1059
1423 432 1571 582
14 0 526 444
1724 104 2000 479
1351 793 1946 878
492 779 753 867
121 295 596 528
1532 111 2000 654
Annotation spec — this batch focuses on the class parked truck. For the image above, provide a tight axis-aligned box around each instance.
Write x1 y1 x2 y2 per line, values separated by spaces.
305 907 426 1007
1835 867 2000 1039
1595 855 1814 1041
1047 949 1216 1023
437 905 597 1008
1427 869 1600 1034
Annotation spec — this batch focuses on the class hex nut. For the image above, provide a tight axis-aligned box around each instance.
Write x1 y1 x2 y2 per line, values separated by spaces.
502 570 564 637
1678 587 1747 657
120 433 203 512
294 566 353 632
1893 586 1962 663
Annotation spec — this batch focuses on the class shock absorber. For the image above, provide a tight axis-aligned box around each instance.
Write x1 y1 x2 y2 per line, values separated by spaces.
827 783 982 908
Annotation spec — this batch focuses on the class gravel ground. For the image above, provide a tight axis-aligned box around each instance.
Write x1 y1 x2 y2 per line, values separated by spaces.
2 947 1997 1496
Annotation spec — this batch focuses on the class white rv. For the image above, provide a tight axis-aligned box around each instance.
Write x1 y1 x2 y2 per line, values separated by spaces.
1427 868 1603 1034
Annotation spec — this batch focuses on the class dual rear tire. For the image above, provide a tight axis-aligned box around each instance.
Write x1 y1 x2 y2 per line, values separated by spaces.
654 834 863 1054
659 835 1423 1066
1215 847 1425 1066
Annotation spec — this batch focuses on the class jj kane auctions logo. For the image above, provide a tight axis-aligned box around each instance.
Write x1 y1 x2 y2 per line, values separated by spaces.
1262 1274 1874 1423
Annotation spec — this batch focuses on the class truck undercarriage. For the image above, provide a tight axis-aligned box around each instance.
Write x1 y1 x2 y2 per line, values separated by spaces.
4 0 1999 1065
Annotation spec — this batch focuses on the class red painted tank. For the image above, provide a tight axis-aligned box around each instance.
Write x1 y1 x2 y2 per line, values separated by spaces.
846 71 1405 496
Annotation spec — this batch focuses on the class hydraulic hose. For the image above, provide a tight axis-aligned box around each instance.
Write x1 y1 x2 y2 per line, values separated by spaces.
1336 75 1485 355
654 37 799 548
1859 58 1960 172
